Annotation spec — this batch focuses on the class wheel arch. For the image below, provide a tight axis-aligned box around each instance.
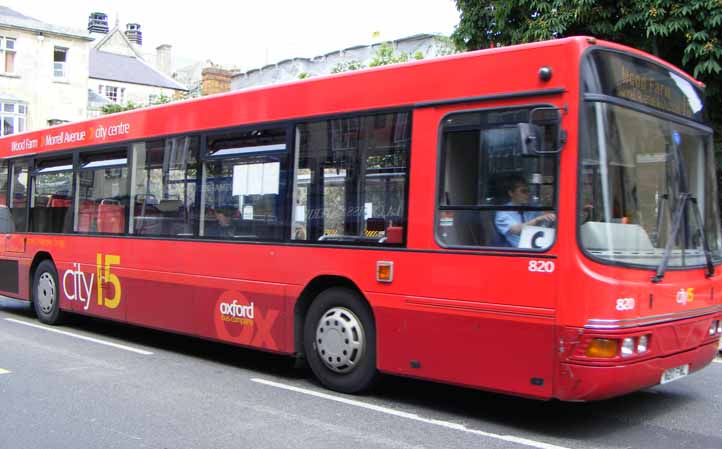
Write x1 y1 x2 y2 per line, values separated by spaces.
29 251 55 301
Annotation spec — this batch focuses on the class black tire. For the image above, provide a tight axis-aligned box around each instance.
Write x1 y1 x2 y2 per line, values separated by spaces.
32 260 64 325
303 287 378 394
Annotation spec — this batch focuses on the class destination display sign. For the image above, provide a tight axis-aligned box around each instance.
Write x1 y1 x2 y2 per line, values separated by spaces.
586 51 704 121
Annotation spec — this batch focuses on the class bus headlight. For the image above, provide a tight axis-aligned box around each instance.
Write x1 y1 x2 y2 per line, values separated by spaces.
621 337 635 357
637 335 649 353
710 321 718 336
717 320 722 334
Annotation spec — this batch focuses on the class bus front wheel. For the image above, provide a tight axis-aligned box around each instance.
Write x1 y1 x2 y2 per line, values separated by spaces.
32 260 64 325
303 287 378 393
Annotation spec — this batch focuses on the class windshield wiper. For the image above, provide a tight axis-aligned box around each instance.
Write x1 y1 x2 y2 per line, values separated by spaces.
652 193 688 283
651 192 714 283
688 195 715 278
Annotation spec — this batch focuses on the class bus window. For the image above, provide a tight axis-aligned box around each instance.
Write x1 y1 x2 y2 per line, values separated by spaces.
30 156 74 233
9 160 28 232
0 161 11 233
292 112 410 244
0 161 7 207
130 136 198 237
77 148 128 234
437 108 558 250
201 127 288 240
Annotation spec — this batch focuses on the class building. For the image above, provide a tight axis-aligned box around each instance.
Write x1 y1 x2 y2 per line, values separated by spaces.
87 13 187 116
173 60 240 98
0 6 92 134
232 34 455 91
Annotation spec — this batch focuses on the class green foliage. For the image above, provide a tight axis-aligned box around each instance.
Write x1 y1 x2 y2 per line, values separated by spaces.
452 0 722 166
150 93 173 105
331 60 366 73
369 42 412 67
297 72 311 79
101 102 140 114
101 93 176 115
331 43 426 74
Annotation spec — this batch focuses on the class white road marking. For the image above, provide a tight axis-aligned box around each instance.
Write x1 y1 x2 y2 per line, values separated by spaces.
713 358 721 364
5 318 153 355
0 368 10 374
251 378 570 449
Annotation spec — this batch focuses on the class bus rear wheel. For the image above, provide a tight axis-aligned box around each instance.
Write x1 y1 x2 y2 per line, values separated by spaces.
303 287 378 393
33 260 64 325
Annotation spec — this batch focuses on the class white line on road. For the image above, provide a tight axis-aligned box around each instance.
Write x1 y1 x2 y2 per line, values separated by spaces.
4 318 153 355
713 358 721 364
0 368 10 374
251 378 570 449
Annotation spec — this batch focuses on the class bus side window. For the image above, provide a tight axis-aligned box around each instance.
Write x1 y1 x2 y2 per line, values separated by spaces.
201 128 287 241
130 137 198 237
436 108 558 250
78 148 129 235
292 112 410 245
30 157 74 234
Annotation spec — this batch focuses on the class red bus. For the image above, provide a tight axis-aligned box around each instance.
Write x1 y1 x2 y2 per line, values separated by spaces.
0 36 720 401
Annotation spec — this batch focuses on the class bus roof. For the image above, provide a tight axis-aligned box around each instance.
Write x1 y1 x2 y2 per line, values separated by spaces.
0 36 698 158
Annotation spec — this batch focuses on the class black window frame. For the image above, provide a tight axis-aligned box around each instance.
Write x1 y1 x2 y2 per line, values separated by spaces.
29 153 76 234
435 104 560 252
290 109 412 247
199 124 291 241
76 145 131 235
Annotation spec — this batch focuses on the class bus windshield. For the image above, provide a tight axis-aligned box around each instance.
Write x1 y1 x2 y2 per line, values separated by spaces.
579 51 722 269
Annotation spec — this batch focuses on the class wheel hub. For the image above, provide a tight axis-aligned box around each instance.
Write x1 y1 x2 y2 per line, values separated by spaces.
315 307 365 373
37 272 56 314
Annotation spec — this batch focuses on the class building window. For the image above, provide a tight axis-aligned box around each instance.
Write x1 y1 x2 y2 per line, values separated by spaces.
53 47 67 78
0 101 26 136
1 37 16 74
105 86 118 103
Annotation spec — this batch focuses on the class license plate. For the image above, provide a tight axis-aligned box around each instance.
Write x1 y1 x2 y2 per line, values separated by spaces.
660 364 689 384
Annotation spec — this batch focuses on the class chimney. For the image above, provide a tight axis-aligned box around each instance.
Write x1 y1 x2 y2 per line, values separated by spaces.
156 44 172 77
125 23 142 45
201 67 236 96
88 12 109 35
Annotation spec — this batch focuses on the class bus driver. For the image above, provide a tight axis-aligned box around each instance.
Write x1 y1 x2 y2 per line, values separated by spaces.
495 175 555 247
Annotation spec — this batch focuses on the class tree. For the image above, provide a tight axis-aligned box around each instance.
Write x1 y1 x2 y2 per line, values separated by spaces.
101 92 176 115
101 101 140 114
368 42 423 67
331 60 366 73
452 1 722 165
331 42 426 75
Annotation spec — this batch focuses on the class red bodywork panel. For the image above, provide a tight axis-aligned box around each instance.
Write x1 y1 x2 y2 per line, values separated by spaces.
0 37 719 401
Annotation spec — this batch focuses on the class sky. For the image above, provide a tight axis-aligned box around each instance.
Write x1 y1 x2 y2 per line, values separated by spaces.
4 0 461 71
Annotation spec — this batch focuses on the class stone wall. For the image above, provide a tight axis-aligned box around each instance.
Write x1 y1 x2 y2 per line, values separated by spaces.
231 34 455 91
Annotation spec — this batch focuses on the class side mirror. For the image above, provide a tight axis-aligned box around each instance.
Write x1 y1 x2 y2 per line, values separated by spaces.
517 123 543 156
529 106 564 154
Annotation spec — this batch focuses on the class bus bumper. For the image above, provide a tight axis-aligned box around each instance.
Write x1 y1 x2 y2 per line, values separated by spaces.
557 339 720 401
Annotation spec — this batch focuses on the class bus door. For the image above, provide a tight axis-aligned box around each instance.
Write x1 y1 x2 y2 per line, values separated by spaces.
5 159 30 253
429 105 563 396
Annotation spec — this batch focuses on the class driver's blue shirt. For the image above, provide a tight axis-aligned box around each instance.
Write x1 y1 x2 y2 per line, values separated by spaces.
495 205 542 247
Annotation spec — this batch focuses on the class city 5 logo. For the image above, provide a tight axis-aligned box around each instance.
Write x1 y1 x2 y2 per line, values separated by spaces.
62 253 122 311
213 290 279 350
676 288 695 306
